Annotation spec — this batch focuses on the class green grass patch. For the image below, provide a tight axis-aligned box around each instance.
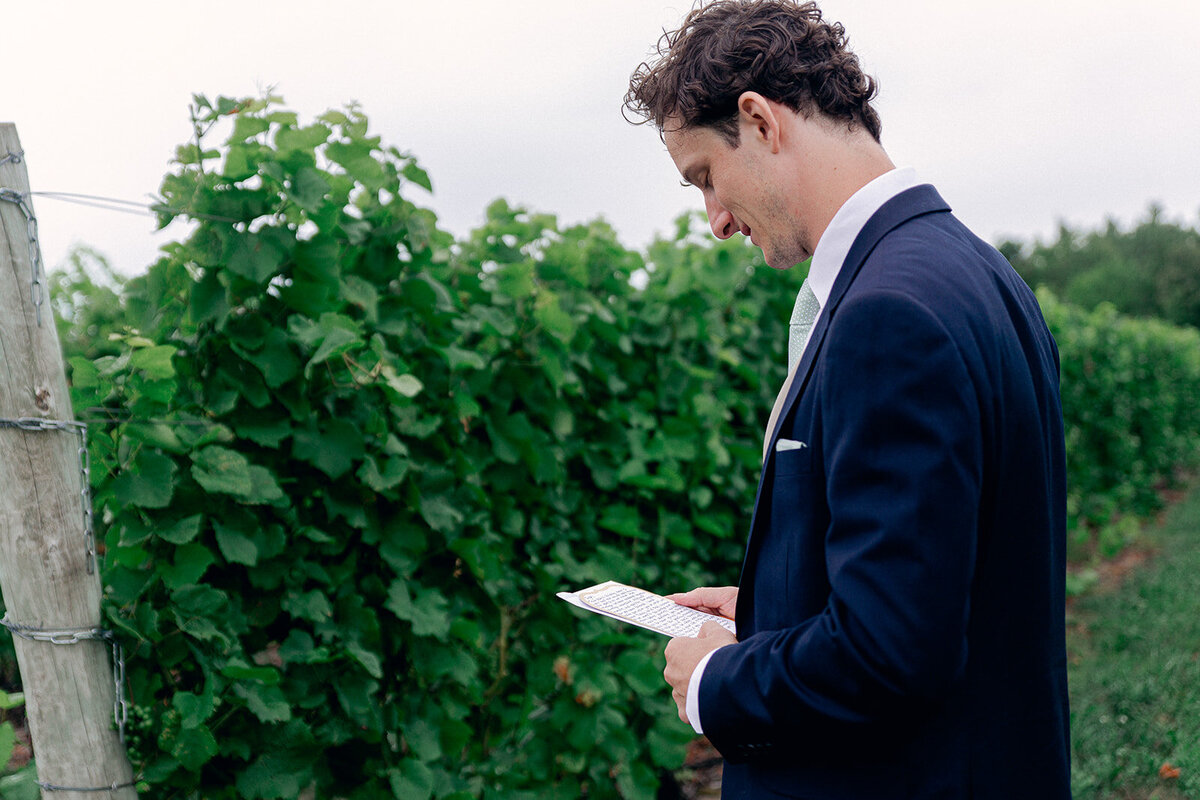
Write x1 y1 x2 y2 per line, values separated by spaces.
1068 482 1200 798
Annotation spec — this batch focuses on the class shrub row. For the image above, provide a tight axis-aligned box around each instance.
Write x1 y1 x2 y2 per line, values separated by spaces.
53 96 801 798
1038 289 1200 559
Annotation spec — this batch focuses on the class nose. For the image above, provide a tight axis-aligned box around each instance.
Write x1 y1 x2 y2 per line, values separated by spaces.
705 193 737 239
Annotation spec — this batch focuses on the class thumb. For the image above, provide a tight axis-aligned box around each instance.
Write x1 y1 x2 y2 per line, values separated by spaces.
697 620 731 638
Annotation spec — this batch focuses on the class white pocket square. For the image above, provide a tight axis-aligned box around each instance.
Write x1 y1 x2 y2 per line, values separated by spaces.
776 438 808 452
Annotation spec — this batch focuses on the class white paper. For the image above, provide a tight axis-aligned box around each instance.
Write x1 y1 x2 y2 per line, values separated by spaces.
558 580 736 638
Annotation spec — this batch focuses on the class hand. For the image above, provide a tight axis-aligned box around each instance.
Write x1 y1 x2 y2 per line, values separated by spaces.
665 586 738 620
664 620 737 724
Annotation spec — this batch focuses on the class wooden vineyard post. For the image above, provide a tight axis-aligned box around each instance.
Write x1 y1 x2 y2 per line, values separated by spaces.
0 125 137 797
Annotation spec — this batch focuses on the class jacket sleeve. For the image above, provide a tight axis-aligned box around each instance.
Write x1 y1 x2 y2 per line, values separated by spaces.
699 287 984 760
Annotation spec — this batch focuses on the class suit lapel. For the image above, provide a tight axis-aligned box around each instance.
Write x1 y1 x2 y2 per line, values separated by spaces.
736 185 951 628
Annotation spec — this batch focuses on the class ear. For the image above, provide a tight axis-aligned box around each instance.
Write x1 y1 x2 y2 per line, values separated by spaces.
737 92 782 154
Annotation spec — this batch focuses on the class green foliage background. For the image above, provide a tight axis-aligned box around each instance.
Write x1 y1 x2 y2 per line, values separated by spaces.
55 95 803 798
1037 290 1200 564
2 95 1198 797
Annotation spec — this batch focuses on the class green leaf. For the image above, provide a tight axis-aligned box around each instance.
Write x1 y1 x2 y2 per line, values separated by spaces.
598 505 646 539
495 261 535 300
535 289 577 343
105 565 155 605
68 356 100 389
386 581 451 637
385 579 415 620
0 721 15 768
305 326 362 374
214 521 259 566
111 451 177 509
171 584 226 616
173 691 215 728
282 589 333 623
0 762 39 800
333 674 381 730
326 138 386 190
440 345 486 371
161 543 216 589
240 329 301 389
221 662 282 685
236 751 309 799
175 613 227 643
172 724 219 771
191 446 252 495
236 418 292 448
290 166 330 213
382 365 423 398
401 160 433 192
224 231 286 284
125 421 185 453
418 494 464 535
233 683 292 723
357 455 409 492
389 760 434 800
292 420 364 479
275 122 331 159
129 344 177 379
345 640 384 679
190 267 229 325
158 514 203 545
0 691 24 712
340 274 379 321
244 465 285 504
404 716 442 761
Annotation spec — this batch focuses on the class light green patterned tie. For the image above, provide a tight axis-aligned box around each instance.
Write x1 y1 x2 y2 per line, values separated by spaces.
787 279 820 372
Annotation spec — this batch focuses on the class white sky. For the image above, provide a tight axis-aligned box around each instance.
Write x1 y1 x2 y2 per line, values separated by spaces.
3 1 1199 276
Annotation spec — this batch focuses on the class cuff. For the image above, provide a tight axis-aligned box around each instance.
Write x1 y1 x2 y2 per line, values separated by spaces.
685 645 730 735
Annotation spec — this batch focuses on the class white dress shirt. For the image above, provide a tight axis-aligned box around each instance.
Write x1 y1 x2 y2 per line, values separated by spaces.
684 166 922 734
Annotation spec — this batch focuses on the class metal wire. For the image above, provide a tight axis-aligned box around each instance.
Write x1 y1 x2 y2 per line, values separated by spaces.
30 191 166 219
37 780 138 793
0 186 46 326
0 615 129 745
31 189 242 224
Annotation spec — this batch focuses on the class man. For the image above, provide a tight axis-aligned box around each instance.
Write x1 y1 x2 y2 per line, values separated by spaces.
624 2 1072 798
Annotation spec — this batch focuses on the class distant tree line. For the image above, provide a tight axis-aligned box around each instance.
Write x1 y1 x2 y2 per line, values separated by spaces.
998 206 1200 331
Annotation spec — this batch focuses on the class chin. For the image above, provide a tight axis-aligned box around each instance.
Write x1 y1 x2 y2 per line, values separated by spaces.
762 252 794 271
759 243 806 271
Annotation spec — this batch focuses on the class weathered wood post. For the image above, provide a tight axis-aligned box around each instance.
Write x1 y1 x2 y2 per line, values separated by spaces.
0 125 136 797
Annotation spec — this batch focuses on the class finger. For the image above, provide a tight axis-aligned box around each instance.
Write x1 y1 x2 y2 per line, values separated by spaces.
667 587 718 611
670 586 736 615
663 590 696 604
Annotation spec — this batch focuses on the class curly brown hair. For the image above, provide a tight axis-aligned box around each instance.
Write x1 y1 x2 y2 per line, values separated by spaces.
625 0 881 145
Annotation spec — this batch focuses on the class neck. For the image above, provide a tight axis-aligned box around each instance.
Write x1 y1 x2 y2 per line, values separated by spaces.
788 123 895 254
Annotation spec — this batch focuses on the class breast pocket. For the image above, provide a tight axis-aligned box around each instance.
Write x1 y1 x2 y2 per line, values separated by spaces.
773 445 813 477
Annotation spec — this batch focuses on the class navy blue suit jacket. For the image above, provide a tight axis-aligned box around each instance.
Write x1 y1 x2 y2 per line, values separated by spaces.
700 186 1071 799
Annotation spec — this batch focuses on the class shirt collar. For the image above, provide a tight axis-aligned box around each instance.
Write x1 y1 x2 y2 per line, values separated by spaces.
805 167 922 307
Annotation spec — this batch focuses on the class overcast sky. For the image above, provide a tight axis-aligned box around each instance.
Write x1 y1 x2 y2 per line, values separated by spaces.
4 1 1199 276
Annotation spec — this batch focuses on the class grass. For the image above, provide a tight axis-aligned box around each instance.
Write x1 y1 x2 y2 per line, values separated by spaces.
1068 481 1200 799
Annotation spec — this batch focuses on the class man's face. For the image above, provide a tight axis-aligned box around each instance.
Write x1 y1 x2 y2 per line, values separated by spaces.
663 119 810 269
